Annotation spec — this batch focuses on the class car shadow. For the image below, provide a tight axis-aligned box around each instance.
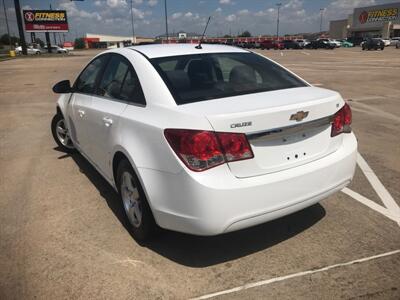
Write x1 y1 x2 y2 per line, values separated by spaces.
67 151 326 268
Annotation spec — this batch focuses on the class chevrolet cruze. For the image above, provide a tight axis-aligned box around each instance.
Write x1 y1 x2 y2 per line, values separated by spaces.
51 44 357 240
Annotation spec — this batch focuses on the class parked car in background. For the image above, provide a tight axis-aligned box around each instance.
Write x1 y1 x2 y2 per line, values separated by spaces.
347 36 364 46
318 39 340 48
295 39 310 48
396 40 400 48
244 42 256 49
329 39 342 47
339 39 353 47
361 38 385 50
381 39 391 47
15 45 41 55
389 37 400 46
282 40 303 49
305 40 335 49
51 44 357 240
44 45 69 53
260 40 284 50
51 46 68 54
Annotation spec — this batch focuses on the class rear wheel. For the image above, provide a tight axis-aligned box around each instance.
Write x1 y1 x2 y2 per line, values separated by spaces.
51 113 75 152
117 159 157 241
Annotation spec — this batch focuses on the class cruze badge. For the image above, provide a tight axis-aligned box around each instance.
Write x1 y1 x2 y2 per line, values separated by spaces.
230 121 252 128
290 111 309 122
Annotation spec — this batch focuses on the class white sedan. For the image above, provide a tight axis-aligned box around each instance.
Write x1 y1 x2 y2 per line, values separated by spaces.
15 46 41 55
51 44 357 240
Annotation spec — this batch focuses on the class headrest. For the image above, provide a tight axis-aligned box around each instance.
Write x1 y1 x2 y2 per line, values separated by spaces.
229 65 257 85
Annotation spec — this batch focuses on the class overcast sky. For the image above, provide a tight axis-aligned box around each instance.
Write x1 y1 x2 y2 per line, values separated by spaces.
0 0 397 41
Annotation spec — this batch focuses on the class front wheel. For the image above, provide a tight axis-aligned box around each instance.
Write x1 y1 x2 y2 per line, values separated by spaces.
51 113 75 152
117 159 158 241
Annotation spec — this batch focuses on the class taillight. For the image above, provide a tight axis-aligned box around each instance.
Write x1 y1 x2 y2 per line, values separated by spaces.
331 103 352 137
164 129 254 171
217 132 253 162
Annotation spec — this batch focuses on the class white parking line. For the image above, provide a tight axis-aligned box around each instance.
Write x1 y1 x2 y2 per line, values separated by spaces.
312 83 324 86
342 188 400 224
350 96 383 101
341 152 400 226
301 51 310 56
191 250 400 299
356 153 400 216
350 101 400 123
280 51 284 56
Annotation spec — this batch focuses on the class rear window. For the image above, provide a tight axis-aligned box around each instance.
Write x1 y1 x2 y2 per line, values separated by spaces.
151 52 306 105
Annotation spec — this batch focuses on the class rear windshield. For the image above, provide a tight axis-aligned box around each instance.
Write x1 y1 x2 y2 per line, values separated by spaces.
150 52 307 105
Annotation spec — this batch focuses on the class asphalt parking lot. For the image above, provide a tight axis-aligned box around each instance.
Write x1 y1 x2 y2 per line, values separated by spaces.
0 47 399 299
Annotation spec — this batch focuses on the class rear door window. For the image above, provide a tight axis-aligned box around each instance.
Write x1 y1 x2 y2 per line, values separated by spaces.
96 54 146 105
97 55 129 99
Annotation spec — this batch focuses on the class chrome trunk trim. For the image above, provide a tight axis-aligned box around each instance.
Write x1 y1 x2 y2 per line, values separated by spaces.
247 115 333 141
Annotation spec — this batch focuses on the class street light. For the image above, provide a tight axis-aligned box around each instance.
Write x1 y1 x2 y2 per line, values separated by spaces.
130 0 135 45
13 0 27 55
320 8 325 33
276 3 282 41
2 0 12 49
164 0 169 42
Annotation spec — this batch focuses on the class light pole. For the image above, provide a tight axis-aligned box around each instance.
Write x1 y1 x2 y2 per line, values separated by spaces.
13 0 27 55
276 3 282 41
130 0 135 45
320 8 325 33
2 0 12 49
164 0 169 43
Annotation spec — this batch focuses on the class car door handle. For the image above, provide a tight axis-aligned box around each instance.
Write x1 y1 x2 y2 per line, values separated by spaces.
78 109 85 117
102 117 113 127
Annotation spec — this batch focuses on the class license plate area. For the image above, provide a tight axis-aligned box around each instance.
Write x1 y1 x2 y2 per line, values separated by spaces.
246 120 336 173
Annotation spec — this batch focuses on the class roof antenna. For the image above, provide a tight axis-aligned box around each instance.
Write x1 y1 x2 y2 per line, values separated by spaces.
195 16 211 49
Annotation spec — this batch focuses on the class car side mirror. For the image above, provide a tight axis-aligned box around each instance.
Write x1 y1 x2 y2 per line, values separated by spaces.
53 80 73 94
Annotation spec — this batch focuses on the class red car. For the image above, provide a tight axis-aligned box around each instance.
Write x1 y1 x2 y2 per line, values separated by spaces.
260 40 284 50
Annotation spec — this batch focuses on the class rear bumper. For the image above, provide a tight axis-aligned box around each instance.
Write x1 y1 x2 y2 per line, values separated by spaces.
139 133 357 236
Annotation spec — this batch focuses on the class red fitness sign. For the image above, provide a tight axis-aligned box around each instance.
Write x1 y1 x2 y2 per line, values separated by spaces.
23 10 69 32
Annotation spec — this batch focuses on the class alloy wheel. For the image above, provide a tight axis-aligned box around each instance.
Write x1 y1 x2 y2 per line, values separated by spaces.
121 171 142 228
55 119 74 149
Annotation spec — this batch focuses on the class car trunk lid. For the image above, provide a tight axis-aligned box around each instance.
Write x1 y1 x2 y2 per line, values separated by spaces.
177 86 345 178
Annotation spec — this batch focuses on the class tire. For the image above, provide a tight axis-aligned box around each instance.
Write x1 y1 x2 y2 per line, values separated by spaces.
51 113 75 153
116 159 157 241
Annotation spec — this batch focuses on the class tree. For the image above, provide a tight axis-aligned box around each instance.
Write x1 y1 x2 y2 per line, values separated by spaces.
239 30 251 37
34 38 45 48
74 38 85 49
0 34 19 46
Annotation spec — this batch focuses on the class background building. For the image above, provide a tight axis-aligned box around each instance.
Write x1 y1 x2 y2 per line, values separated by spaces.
83 33 154 49
330 2 400 40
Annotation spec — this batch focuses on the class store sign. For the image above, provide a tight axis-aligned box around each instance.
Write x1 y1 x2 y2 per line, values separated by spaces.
23 10 69 32
353 3 400 29
359 8 398 24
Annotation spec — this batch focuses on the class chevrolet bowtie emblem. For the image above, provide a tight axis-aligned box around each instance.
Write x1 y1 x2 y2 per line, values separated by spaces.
290 111 309 122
